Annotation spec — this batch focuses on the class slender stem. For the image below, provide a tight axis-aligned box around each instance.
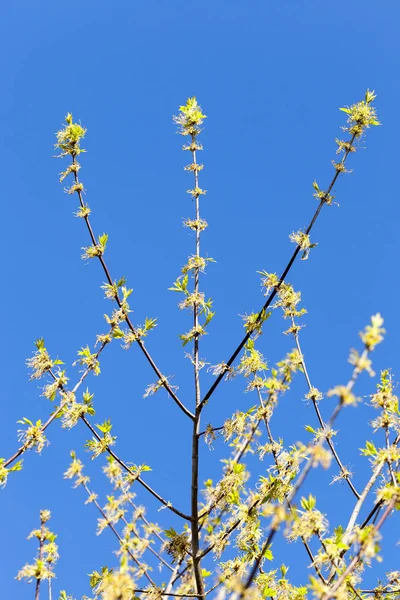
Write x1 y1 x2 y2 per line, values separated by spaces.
199 134 357 412
240 353 367 595
4 339 110 469
326 432 400 582
359 589 400 595
120 513 173 572
165 558 186 593
293 319 360 498
259 387 326 584
71 158 194 421
198 379 287 523
198 384 347 563
189 135 205 599
81 416 191 521
205 581 224 596
198 426 224 437
344 462 385 539
321 498 397 600
127 498 166 546
133 590 200 598
82 482 156 587
349 583 364 600
385 427 397 486
35 520 45 600
18 356 193 524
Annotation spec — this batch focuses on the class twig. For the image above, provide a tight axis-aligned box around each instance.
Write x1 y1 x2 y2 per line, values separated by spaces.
81 416 191 521
133 590 200 598
198 134 357 412
385 428 397 486
258 387 327 584
326 432 400 581
127 498 166 546
198 426 224 437
70 156 194 420
321 498 397 600
262 394 326 583
120 513 173 572
359 589 400 595
3 339 110 470
35 518 45 600
198 378 287 523
189 127 206 599
292 317 360 499
82 482 156 587
239 351 368 595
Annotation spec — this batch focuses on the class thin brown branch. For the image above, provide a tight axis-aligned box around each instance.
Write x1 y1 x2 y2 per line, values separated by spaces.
3 339 110 470
385 427 397 486
198 426 224 437
326 432 400 582
240 352 367 595
359 589 400 595
82 482 156 587
81 416 191 521
119 513 173 572
71 158 194 421
133 590 200 598
321 498 397 600
126 498 166 546
292 317 360 499
198 379 287 523
189 133 206 599
258 387 326 584
199 133 357 412
349 583 365 600
35 519 45 600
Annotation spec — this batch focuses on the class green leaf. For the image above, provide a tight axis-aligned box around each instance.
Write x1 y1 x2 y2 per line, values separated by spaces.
361 440 377 456
17 417 33 426
164 527 177 539
312 180 320 191
169 277 187 293
112 327 124 339
10 460 23 473
280 564 288 578
301 493 316 511
144 317 157 331
204 311 215 327
96 420 112 434
98 233 108 247
35 338 45 351
305 425 317 434
263 547 274 561
116 277 127 288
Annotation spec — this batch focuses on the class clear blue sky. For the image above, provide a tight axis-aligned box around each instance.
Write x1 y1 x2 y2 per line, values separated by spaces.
1 1 399 597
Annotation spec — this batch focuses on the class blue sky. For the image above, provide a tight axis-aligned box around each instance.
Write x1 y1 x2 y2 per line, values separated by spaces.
1 1 399 597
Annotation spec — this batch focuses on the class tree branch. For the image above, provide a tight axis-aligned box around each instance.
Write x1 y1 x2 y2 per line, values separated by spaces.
81 416 191 521
321 498 397 600
292 318 360 498
199 133 357 412
70 156 194 420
